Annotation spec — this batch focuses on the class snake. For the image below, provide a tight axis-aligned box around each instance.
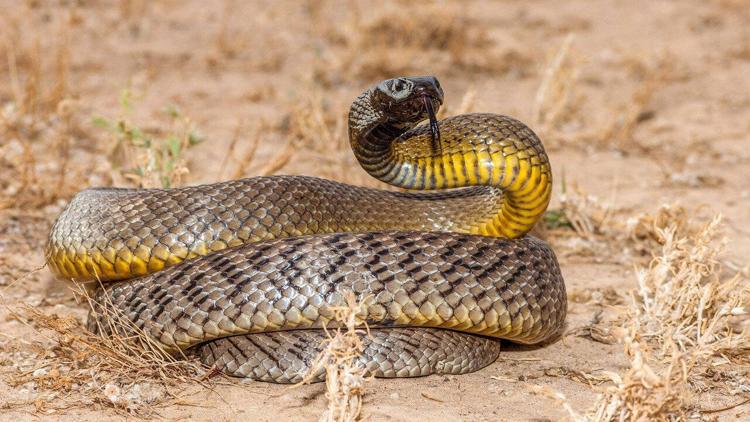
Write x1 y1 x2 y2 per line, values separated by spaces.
45 76 566 383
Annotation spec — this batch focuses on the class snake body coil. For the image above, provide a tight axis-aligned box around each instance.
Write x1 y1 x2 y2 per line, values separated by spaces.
46 76 566 383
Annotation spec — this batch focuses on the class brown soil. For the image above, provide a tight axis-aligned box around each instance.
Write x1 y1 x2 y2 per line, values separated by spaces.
1 1 749 421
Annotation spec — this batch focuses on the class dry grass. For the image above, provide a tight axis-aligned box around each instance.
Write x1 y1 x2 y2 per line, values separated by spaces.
540 184 719 269
220 87 358 183
0 8 95 210
299 292 369 422
539 182 622 262
533 34 582 136
308 2 533 86
631 217 748 372
547 184 614 240
213 0 243 60
1 12 71 118
590 215 749 421
533 36 689 157
1 284 208 417
282 91 350 181
625 204 712 258
536 209 750 421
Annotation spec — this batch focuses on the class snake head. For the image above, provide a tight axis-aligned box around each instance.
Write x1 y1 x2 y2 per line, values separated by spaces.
372 76 444 125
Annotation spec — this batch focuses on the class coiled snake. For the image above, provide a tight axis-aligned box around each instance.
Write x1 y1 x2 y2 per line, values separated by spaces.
46 76 566 383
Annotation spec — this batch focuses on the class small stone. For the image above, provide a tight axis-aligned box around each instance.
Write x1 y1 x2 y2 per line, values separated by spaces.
104 383 121 403
32 367 49 378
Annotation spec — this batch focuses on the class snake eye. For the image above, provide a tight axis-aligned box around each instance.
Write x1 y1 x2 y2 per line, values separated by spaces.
374 78 414 104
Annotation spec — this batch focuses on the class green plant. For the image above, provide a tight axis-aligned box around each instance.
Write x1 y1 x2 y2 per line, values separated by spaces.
92 89 204 188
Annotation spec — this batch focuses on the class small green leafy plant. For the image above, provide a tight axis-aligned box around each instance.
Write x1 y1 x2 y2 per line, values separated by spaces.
92 89 204 188
542 208 574 230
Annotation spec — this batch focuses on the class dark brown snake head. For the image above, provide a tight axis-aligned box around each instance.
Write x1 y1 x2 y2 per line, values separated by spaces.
372 76 443 124
370 76 445 151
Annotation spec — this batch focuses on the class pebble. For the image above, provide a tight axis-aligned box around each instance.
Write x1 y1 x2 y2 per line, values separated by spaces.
32 367 49 378
103 383 121 403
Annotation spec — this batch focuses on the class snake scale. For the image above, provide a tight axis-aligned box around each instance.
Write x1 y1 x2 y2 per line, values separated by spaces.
46 76 567 383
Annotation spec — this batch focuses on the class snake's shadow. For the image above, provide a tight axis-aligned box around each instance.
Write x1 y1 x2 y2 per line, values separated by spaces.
497 321 569 354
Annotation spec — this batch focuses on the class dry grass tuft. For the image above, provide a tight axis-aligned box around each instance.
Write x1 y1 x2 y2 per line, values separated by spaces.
214 0 244 60
224 118 274 180
539 183 621 262
625 204 708 256
1 284 207 417
536 209 750 420
631 216 748 366
588 334 692 421
1 12 72 119
591 215 749 420
299 292 369 422
552 185 613 240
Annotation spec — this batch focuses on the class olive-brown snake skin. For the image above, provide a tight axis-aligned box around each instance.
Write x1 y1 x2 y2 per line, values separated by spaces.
46 76 567 383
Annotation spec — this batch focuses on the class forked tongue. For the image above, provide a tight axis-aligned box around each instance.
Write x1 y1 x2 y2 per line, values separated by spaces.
423 95 441 154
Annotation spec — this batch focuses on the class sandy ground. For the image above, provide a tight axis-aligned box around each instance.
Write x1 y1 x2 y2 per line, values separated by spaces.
1 1 749 420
